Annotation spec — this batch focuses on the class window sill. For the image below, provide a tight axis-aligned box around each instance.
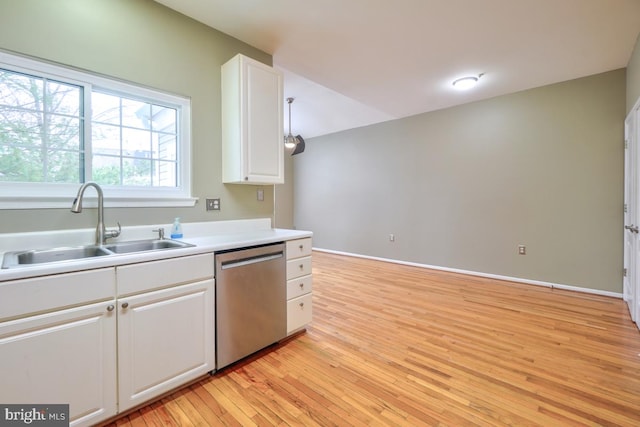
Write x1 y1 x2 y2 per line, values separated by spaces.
0 196 198 210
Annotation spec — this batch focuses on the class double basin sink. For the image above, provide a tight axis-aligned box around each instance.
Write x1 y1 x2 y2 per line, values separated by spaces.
2 239 194 269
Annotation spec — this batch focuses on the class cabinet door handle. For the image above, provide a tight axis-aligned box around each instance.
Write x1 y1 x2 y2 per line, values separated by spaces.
106 304 115 312
121 302 129 309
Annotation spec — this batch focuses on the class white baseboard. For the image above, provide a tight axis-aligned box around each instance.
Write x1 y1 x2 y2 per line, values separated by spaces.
313 247 623 299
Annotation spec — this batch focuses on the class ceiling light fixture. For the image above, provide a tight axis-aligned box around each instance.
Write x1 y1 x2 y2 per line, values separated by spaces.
284 97 297 149
452 73 484 90
284 97 305 155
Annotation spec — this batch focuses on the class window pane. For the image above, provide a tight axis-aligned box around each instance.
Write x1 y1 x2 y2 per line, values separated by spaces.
0 68 83 184
155 160 176 187
122 98 149 129
49 116 81 150
123 157 151 186
0 147 42 181
1 129 41 150
153 134 176 160
92 155 121 185
152 105 176 134
92 123 121 155
92 91 120 125
89 91 179 190
47 150 81 182
46 81 80 116
2 108 43 137
122 127 151 157
0 69 43 110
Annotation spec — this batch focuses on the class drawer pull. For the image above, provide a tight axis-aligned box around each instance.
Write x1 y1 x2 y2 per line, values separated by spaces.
106 304 115 312
299 244 304 250
121 302 129 309
299 302 304 308
299 264 304 269
299 283 304 289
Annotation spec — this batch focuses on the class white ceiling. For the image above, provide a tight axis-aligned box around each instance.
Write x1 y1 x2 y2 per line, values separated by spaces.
154 0 640 138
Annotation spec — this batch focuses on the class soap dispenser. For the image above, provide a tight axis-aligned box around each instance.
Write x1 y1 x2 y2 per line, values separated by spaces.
170 217 183 239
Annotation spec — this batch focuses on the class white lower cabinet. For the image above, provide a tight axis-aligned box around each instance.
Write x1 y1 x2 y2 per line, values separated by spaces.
117 278 214 412
286 238 313 335
0 237 313 422
0 253 215 426
0 300 118 427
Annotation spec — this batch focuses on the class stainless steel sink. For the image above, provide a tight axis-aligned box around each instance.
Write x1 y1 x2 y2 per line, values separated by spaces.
104 239 193 254
2 245 112 269
2 239 194 269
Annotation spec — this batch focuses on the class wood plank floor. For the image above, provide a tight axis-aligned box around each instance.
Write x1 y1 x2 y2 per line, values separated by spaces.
106 251 640 426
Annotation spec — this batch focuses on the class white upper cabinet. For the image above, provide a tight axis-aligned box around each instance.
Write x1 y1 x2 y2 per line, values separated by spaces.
222 54 284 184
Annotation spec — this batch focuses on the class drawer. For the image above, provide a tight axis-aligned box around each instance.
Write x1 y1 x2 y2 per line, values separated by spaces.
286 256 312 280
287 293 312 334
0 268 115 321
117 253 214 296
286 238 312 259
287 275 312 300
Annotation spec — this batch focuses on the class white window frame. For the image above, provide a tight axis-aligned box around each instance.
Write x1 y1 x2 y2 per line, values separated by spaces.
0 51 195 209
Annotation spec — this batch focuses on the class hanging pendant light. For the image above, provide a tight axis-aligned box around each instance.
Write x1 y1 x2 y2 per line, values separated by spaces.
291 134 305 155
284 97 297 149
283 97 305 155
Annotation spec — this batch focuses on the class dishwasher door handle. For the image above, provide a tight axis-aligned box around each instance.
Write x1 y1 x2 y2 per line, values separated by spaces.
221 252 284 270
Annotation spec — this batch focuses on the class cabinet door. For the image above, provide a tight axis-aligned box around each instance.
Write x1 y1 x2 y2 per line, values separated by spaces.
243 58 284 183
222 54 284 184
118 279 214 411
0 301 117 427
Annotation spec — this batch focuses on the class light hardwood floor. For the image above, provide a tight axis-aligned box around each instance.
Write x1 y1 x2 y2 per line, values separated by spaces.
106 251 640 426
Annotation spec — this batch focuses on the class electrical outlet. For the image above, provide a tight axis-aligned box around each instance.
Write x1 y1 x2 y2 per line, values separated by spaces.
518 245 526 255
206 198 220 211
257 188 264 201
389 234 395 242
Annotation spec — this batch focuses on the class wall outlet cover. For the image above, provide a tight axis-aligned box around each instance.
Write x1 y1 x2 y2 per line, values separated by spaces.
206 198 220 211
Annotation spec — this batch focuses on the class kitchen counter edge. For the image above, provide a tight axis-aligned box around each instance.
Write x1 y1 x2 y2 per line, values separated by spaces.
0 228 312 282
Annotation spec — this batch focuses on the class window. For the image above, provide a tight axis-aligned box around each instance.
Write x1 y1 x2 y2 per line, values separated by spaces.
0 51 193 209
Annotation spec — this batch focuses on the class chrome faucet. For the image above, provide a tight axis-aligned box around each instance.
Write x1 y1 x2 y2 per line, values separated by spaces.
152 227 165 240
71 182 121 245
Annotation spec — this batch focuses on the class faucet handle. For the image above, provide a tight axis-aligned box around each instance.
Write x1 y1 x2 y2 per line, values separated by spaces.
105 222 121 240
152 227 165 240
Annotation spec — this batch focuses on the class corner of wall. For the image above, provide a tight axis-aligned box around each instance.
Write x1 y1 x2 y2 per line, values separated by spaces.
627 32 640 114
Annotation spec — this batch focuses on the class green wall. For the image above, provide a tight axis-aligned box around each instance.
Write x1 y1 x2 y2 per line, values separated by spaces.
0 0 274 232
294 70 626 293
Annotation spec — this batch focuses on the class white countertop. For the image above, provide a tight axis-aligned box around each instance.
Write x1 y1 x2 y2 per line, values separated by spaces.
0 219 312 282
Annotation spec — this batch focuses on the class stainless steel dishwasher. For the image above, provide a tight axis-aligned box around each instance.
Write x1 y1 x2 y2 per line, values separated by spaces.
215 242 286 369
